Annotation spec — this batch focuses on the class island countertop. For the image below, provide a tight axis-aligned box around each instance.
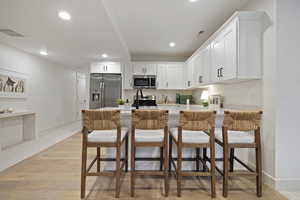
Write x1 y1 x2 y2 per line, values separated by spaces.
100 104 226 116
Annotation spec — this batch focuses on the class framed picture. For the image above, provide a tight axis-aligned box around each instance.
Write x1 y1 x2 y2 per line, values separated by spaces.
0 68 28 98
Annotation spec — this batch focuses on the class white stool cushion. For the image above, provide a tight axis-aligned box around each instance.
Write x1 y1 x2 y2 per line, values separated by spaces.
88 128 128 143
215 128 254 144
170 128 210 143
135 129 165 142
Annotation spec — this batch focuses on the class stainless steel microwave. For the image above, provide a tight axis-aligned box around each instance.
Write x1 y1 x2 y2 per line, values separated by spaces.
133 75 156 89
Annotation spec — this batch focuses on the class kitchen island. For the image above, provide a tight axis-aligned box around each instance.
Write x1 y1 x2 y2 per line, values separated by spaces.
98 104 250 170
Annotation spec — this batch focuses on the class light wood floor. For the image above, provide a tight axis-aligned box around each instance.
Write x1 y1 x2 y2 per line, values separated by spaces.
0 133 287 200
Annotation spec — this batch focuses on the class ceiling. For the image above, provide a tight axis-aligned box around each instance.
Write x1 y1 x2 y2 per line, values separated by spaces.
0 0 249 68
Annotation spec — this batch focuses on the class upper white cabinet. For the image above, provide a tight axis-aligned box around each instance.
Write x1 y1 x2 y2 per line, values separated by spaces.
211 18 238 82
210 12 265 83
90 62 121 74
122 63 133 90
186 59 195 88
157 63 185 90
187 11 266 86
193 45 211 86
132 62 157 75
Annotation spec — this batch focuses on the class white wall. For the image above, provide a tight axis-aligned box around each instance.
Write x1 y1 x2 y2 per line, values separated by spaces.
275 0 300 189
241 0 277 184
193 81 262 107
0 43 78 135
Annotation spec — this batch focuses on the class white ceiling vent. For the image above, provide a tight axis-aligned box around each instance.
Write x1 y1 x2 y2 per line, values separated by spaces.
0 29 24 37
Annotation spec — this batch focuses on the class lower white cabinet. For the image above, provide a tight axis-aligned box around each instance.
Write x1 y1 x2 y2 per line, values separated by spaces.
90 62 121 74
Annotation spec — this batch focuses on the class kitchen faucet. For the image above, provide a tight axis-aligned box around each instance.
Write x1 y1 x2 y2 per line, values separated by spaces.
135 88 144 109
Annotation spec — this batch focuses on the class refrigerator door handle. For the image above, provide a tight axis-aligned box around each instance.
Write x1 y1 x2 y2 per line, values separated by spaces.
102 82 105 107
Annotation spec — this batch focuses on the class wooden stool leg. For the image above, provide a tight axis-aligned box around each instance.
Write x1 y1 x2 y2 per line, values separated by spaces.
97 147 101 172
164 135 169 197
80 137 87 199
203 148 207 172
223 145 229 197
130 145 136 197
115 144 121 198
229 148 234 172
160 147 163 171
256 129 262 197
196 148 200 172
169 135 172 173
210 131 216 198
177 143 182 197
125 135 129 172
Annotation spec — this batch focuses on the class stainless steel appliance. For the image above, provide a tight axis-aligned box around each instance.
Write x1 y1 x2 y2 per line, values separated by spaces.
133 75 156 89
89 73 122 109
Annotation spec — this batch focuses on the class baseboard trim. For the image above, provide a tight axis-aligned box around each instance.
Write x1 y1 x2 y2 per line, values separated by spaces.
0 121 81 172
248 162 300 191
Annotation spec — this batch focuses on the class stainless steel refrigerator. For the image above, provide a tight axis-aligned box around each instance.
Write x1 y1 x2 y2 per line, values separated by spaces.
89 73 122 109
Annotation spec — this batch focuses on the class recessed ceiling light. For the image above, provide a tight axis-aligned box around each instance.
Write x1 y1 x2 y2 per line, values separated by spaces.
58 11 71 21
189 0 198 2
102 53 108 58
169 42 176 47
40 50 48 56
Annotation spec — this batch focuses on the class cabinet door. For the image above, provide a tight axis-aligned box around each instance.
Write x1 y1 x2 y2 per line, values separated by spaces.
166 64 184 89
145 63 157 75
106 62 121 73
132 63 145 75
222 20 237 80
132 63 157 75
193 53 203 87
156 64 167 89
90 62 121 74
211 37 225 82
90 63 106 73
202 45 211 84
122 63 133 89
186 59 194 88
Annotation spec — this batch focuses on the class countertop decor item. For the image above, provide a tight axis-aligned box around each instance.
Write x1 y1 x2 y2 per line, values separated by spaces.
200 90 209 107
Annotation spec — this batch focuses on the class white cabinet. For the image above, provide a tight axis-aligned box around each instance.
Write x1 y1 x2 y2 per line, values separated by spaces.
90 62 121 74
157 63 185 90
122 63 133 89
201 46 211 84
132 62 157 75
156 64 167 89
193 45 211 86
209 12 264 83
166 63 184 89
186 11 266 86
186 59 195 88
211 19 237 82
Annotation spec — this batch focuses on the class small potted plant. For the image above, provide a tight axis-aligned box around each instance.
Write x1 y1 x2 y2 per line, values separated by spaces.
116 99 125 109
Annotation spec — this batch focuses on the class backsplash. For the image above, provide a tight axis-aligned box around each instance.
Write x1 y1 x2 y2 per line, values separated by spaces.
192 80 262 108
123 89 193 104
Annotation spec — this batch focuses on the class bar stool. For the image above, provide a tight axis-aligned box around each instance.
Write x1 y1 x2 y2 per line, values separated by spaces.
169 111 217 198
131 110 169 197
215 110 263 197
81 110 129 198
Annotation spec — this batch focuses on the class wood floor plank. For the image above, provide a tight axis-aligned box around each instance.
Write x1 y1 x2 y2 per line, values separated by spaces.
0 133 288 200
